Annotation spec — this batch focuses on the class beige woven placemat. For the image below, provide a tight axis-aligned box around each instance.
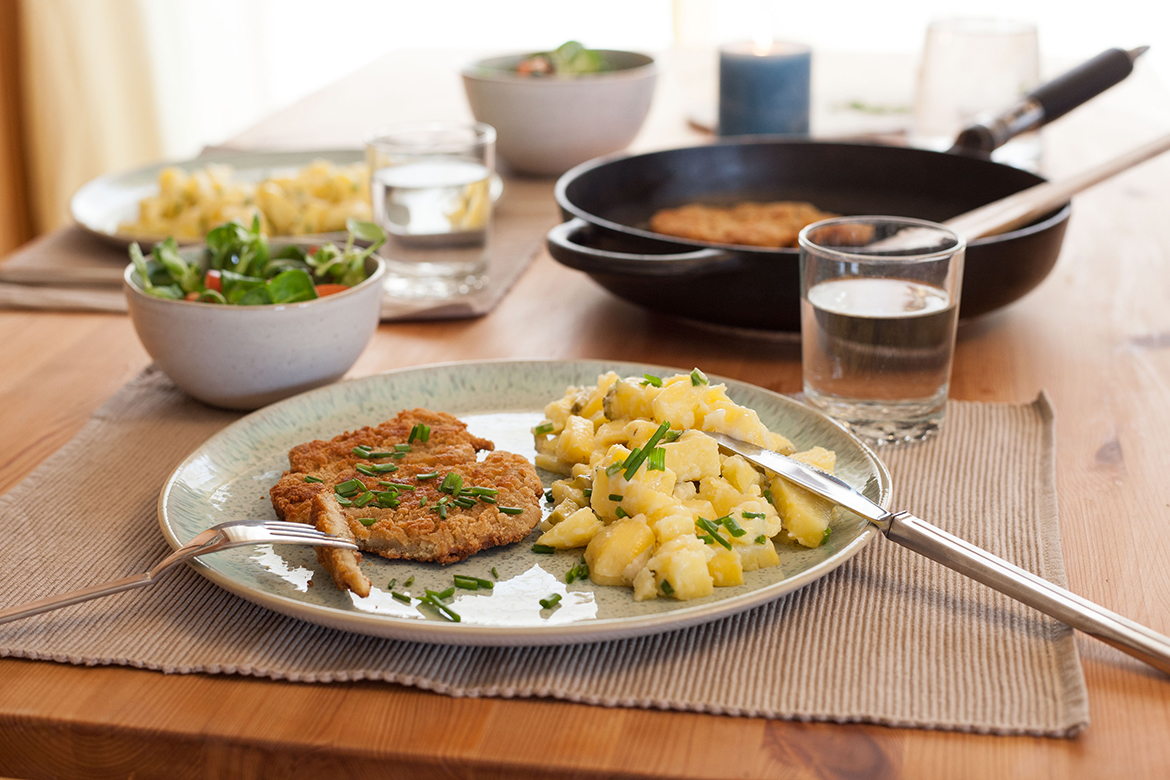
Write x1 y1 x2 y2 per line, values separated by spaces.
0 368 1088 736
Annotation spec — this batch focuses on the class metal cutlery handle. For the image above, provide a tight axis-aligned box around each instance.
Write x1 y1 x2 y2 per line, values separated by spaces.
0 573 157 626
887 511 1170 675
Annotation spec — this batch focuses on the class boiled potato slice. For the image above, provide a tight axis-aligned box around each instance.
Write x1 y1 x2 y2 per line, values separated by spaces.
585 516 655 586
555 415 594 464
538 507 605 549
642 535 714 600
661 430 721 481
707 547 745 587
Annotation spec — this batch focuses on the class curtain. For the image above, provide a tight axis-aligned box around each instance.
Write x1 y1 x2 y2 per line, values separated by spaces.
18 0 162 233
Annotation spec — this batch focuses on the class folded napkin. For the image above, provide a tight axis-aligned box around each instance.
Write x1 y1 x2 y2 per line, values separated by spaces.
0 369 1088 736
0 178 553 321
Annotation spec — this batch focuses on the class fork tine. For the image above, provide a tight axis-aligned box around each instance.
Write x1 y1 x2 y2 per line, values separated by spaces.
265 521 328 535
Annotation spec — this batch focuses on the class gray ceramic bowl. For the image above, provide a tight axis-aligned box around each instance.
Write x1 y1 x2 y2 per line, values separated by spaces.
124 250 384 410
462 50 657 176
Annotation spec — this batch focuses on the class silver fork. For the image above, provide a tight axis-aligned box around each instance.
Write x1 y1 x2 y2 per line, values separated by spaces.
0 520 357 626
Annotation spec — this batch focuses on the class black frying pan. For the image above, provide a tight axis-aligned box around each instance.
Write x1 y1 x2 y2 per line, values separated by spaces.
547 48 1144 331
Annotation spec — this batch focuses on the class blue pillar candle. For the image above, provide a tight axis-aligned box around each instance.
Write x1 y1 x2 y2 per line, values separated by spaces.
719 41 811 136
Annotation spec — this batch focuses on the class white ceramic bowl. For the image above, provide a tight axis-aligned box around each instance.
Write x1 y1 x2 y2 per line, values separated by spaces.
124 253 384 410
462 50 657 176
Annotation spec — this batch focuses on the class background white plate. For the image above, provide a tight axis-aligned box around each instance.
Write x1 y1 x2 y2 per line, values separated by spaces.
158 360 891 646
71 148 364 248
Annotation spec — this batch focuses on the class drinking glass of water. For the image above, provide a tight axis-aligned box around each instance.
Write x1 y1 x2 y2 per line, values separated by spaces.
366 122 496 299
798 217 966 446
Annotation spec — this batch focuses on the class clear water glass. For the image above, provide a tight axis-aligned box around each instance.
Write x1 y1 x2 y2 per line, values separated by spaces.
912 17 1040 170
366 122 496 299
799 216 966 446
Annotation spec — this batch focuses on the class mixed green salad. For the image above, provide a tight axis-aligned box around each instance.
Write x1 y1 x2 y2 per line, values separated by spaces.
128 217 385 305
515 41 609 76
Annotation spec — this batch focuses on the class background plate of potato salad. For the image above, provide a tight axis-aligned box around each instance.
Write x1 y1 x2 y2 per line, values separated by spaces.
159 360 891 646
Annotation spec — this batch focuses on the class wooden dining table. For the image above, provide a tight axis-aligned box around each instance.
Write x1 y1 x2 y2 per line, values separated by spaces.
1 48 1168 779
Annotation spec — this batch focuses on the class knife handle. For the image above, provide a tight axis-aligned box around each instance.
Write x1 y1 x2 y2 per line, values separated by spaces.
886 511 1170 675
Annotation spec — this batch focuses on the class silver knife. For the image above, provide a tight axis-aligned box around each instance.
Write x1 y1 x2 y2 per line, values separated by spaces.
705 431 1170 676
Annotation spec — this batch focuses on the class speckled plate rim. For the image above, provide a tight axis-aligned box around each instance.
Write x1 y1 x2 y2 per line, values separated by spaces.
157 359 892 646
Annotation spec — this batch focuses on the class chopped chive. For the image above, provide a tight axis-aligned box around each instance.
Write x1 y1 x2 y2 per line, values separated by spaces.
391 591 412 603
763 488 776 508
608 494 623 502
391 452 407 459
491 567 498 579
663 429 682 443
303 475 323 484
742 511 765 519
623 422 671 479
466 576 493 589
453 575 479 590
358 517 377 526
531 544 556 554
352 445 372 457
419 496 427 507
615 507 629 519
690 368 709 386
394 443 411 453
352 491 376 508
822 527 832 543
420 424 430 442
404 576 414 587
427 587 456 600
565 560 590 584
499 506 524 515
416 472 439 480
660 579 675 596
335 478 364 496
583 488 593 500
364 450 396 458
379 481 414 490
408 423 421 443
647 447 666 472
605 461 625 477
335 496 353 507
357 463 399 476
439 504 448 520
539 593 562 610
422 594 460 622
479 495 497 504
696 517 732 549
453 497 476 508
697 534 714 544
754 534 767 544
545 489 554 503
534 422 555 436
470 486 499 496
438 496 449 506
439 472 463 494
719 515 747 537
387 578 396 589
641 373 662 387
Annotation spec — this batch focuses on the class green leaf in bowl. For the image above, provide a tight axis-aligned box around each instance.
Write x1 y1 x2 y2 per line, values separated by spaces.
266 269 319 304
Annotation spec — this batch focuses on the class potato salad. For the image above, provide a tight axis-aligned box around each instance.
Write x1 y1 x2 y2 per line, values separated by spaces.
120 160 371 239
533 370 838 601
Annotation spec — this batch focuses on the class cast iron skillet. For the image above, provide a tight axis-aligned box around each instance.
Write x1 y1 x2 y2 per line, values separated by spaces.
546 48 1143 331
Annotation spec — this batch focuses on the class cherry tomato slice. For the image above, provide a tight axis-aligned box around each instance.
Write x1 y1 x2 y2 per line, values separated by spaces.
314 284 349 297
184 291 200 301
205 269 222 292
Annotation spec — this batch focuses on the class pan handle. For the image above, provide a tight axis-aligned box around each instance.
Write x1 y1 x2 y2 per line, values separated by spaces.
951 46 1148 155
546 218 741 276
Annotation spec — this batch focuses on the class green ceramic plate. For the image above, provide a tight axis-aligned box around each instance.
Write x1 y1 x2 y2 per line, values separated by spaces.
158 360 891 646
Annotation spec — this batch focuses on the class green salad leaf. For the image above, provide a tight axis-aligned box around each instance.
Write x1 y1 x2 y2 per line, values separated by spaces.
126 219 386 305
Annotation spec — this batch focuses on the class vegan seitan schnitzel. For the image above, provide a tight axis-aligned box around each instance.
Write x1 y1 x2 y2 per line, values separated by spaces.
269 408 544 597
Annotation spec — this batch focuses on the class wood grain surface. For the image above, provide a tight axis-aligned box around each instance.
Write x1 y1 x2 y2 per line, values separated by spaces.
0 49 1168 779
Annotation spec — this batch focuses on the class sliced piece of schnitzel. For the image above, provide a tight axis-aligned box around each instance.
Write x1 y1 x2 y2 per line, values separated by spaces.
269 408 544 597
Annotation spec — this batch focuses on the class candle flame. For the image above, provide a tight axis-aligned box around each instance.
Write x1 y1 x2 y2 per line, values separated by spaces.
751 29 773 56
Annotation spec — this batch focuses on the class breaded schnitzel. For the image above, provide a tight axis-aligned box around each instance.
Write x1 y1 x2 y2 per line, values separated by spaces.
649 201 837 248
270 408 544 597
